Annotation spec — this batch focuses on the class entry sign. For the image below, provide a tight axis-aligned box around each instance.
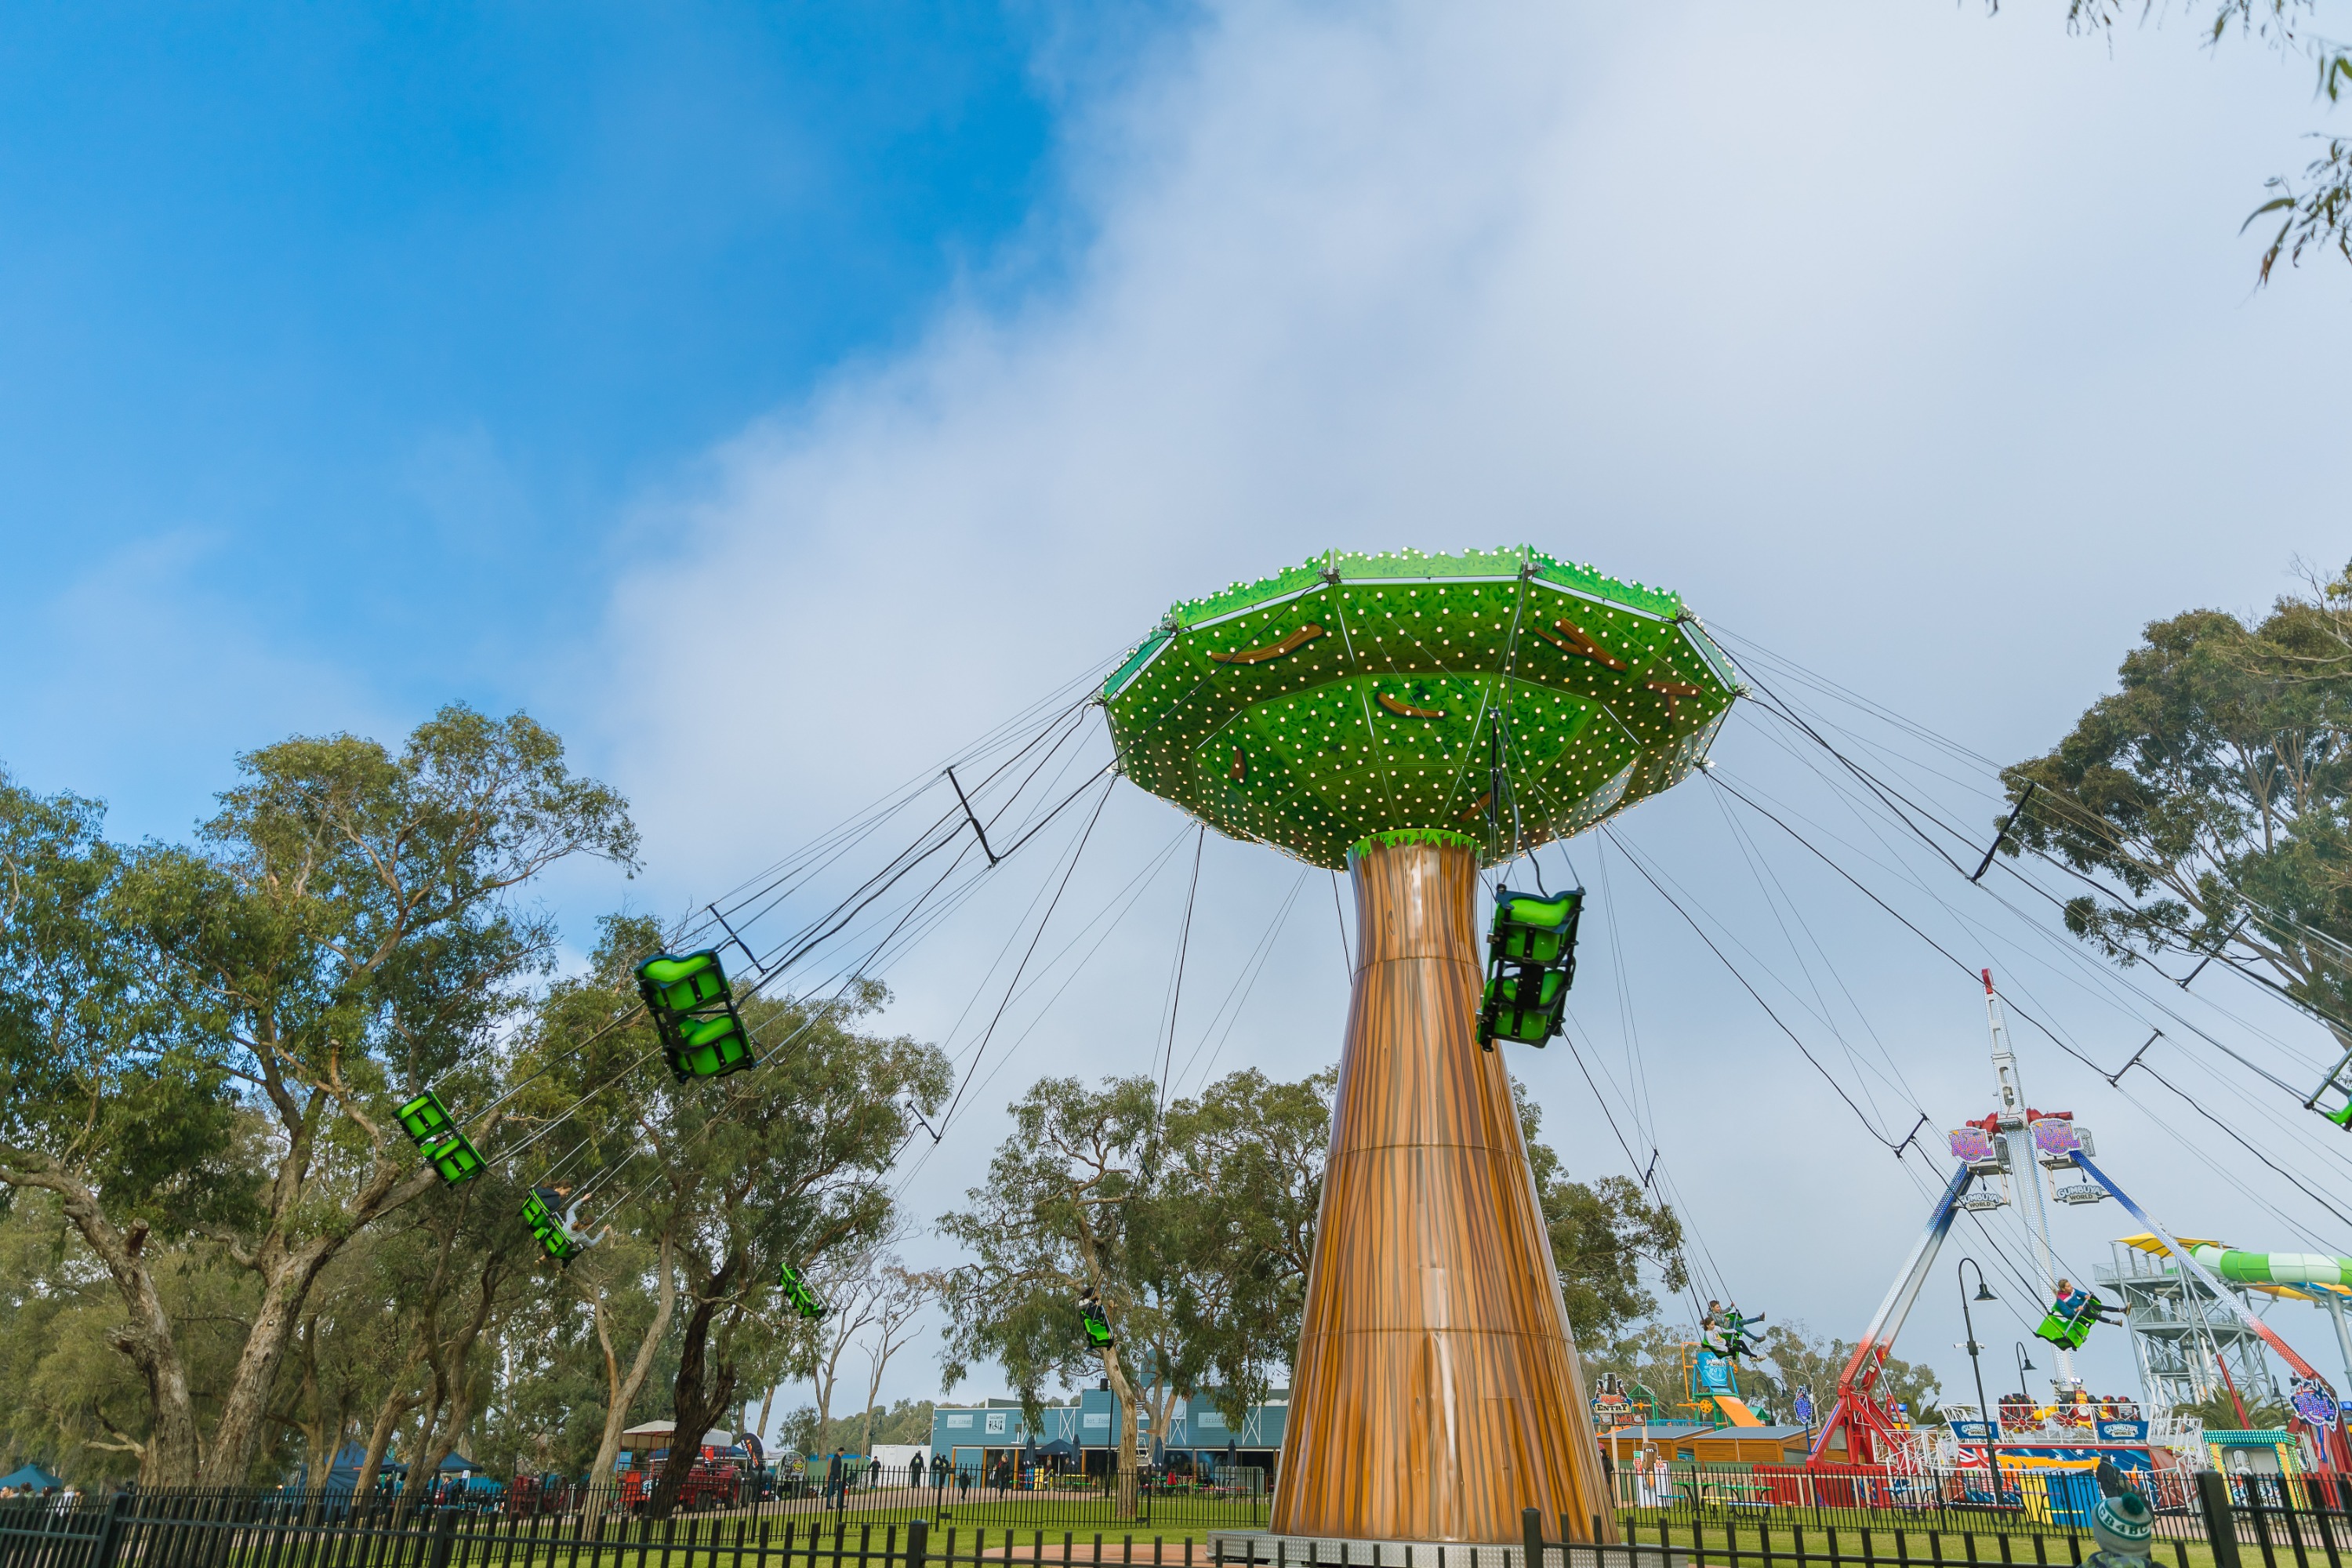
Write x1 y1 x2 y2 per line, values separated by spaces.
2293 1387 2340 1428
1794 1390 1813 1424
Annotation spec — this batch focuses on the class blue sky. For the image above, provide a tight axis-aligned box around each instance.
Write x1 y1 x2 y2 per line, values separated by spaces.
8 0 2352 1425
0 2 1117 822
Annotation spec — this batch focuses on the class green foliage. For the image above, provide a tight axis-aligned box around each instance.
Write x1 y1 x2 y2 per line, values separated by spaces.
2002 571 2352 1056
1582 1317 1941 1425
0 705 640 1486
2178 1388 2294 1430
936 1074 1162 1421
1156 1067 1331 1429
779 1399 936 1457
1515 1084 1686 1341
0 777 246 1231
1990 2 2350 281
1742 1321 1941 1424
939 1067 1686 1452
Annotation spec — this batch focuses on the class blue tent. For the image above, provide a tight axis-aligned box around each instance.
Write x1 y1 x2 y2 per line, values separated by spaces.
0 1463 64 1491
437 1454 480 1473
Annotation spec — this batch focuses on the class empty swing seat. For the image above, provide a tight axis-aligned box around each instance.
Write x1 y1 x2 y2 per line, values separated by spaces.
522 1188 583 1266
1481 966 1567 1047
1478 886 1583 1048
779 1264 829 1321
396 1090 485 1185
1489 888 1584 970
636 949 759 1083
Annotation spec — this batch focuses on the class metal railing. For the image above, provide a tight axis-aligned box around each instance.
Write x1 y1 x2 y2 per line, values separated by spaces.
17 1467 2352 1568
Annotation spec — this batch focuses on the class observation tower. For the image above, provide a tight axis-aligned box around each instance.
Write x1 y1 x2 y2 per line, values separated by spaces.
1102 546 1739 1550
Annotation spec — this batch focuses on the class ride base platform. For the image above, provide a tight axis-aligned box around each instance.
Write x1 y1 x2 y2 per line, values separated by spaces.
1206 1533 1687 1568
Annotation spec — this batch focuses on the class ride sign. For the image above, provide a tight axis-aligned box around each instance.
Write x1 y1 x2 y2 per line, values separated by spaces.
2292 1382 2340 1429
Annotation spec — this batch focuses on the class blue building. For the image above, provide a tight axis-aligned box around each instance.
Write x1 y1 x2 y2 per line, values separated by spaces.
930 1388 1287 1482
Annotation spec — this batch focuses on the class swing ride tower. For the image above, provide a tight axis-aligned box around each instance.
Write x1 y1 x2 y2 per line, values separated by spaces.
1102 546 1739 1549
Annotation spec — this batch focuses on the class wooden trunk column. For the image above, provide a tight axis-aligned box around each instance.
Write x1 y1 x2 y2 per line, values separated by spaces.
1271 837 1617 1544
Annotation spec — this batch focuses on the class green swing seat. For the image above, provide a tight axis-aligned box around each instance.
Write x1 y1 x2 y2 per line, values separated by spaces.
396 1090 485 1185
1477 886 1583 1050
779 1263 829 1321
636 950 758 1083
522 1188 583 1267
2034 1295 2104 1349
1481 967 1567 1046
1490 889 1584 970
1080 1298 1113 1348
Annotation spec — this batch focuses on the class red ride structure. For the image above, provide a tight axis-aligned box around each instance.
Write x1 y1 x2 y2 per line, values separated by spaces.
1806 971 2352 1475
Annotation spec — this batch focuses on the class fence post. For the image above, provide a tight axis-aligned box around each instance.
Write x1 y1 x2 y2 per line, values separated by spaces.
89 1490 134 1568
904 1519 927 1568
1523 1507 1545 1568
426 1508 463 1568
2196 1471 2242 1568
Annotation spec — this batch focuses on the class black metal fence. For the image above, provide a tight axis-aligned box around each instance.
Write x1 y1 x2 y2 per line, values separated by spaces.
0 1490 1230 1568
315 1475 1268 1536
13 1469 2352 1568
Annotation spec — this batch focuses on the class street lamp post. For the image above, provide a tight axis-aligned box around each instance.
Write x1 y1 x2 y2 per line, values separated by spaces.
1958 1259 1997 1439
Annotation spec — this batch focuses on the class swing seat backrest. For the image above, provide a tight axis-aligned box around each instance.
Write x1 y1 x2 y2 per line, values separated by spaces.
1486 967 1566 1010
637 951 731 1018
779 1265 829 1320
396 1091 456 1144
1490 890 1581 967
668 1012 756 1080
421 1129 485 1185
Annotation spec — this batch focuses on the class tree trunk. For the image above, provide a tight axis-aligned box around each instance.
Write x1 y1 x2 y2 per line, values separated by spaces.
198 1138 442 1488
586 1225 677 1519
352 1370 423 1506
401 1257 509 1498
0 1162 204 1485
201 1233 340 1486
645 1254 742 1520
1099 1338 1144 1520
1269 837 1616 1545
754 1384 779 1452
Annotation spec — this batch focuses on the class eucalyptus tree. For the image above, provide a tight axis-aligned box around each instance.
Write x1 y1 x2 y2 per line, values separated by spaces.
1997 2 2350 283
938 1075 1161 1516
638 983 947 1519
0 775 252 1483
1157 1069 1330 1432
2001 572 2352 1073
0 707 637 1485
941 1063 1683 1515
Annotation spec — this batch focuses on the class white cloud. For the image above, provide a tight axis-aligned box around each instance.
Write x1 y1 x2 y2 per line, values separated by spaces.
598 1 2352 1407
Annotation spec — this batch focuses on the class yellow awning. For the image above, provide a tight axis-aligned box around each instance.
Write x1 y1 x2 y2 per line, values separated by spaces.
2117 1232 2225 1255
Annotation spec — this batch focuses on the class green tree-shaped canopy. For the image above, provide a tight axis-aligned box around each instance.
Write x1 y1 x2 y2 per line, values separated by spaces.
1103 546 1740 869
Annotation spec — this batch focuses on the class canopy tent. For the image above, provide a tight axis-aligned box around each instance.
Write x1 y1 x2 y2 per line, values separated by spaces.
618 1421 734 1448
1033 1439 1077 1457
437 1455 481 1474
0 1463 64 1490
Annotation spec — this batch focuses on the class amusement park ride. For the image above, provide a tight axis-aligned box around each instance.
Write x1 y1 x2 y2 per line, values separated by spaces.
367 539 2352 1546
1806 970 2352 1476
1099 545 1740 1548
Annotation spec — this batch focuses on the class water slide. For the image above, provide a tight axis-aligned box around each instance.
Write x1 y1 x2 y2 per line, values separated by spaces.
2163 1241 2352 1290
